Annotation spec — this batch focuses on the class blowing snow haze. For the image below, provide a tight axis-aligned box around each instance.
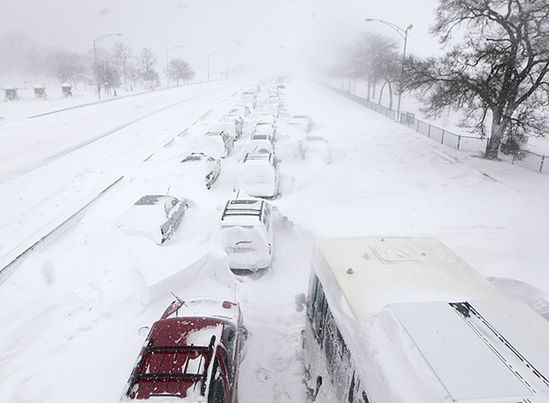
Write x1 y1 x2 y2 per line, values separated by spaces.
0 0 440 79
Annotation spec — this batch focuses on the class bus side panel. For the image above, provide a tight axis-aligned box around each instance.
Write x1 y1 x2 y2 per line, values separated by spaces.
304 274 370 402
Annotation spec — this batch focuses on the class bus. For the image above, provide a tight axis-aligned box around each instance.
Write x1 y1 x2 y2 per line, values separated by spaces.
303 236 549 403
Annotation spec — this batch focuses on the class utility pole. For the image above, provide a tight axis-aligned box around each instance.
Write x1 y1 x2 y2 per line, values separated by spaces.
93 33 122 100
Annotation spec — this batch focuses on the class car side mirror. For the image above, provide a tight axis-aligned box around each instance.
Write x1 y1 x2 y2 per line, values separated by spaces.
295 293 307 313
138 326 150 336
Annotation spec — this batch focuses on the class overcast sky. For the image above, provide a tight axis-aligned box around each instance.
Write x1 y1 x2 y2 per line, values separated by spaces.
0 0 442 78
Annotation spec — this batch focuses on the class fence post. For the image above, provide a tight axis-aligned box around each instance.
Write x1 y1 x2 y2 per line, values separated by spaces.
457 135 461 150
441 129 445 144
416 119 420 132
427 125 431 138
540 155 546 173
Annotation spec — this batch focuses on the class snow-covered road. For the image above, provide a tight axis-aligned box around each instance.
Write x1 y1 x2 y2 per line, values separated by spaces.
0 81 239 275
0 80 547 403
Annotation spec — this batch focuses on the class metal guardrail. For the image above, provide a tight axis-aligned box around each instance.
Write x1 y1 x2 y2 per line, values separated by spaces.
330 86 546 174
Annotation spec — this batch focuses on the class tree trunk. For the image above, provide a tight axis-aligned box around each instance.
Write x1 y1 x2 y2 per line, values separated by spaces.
485 111 508 160
367 72 371 100
378 80 388 105
388 82 393 109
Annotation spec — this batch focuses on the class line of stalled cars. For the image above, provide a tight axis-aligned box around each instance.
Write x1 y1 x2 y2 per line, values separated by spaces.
117 80 303 402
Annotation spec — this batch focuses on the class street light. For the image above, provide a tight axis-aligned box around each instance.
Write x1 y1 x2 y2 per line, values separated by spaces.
207 51 220 82
364 18 413 118
166 45 184 87
93 32 122 100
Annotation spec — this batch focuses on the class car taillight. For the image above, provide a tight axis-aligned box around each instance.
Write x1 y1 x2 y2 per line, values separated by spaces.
223 301 234 309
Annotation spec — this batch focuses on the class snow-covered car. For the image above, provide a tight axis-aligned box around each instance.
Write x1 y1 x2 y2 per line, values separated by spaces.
212 121 238 142
176 152 221 189
288 114 312 132
248 133 274 155
192 130 233 158
123 298 247 402
256 114 276 126
254 122 276 141
299 135 331 163
261 102 279 117
237 153 279 199
217 199 274 273
119 195 189 245
240 91 256 106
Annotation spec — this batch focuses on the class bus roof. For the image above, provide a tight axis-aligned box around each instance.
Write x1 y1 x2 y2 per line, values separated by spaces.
313 236 503 321
312 237 549 402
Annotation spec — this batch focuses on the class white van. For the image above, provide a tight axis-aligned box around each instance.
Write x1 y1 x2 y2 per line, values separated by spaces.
303 237 549 403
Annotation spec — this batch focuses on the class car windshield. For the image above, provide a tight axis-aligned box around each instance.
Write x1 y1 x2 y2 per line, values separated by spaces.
181 154 203 162
135 195 163 205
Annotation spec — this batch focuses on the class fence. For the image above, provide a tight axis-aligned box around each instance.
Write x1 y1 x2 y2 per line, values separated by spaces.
329 86 547 174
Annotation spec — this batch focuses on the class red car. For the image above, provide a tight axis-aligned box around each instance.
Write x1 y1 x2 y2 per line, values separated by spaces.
123 298 247 402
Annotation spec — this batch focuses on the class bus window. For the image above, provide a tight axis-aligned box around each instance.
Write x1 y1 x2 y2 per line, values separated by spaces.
310 276 327 341
306 274 318 319
324 309 352 398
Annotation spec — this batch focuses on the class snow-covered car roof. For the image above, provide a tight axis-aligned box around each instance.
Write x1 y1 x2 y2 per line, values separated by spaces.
243 153 274 163
220 199 266 227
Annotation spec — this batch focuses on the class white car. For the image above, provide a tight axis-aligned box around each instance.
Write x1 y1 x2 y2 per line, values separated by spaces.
288 114 312 132
254 122 276 141
299 135 331 163
237 153 279 199
248 133 274 154
192 130 233 158
217 199 274 273
176 152 221 189
261 102 279 117
119 195 189 245
212 121 238 142
257 114 276 125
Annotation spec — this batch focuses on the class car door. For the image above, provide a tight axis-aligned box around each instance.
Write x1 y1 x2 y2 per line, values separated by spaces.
165 197 185 230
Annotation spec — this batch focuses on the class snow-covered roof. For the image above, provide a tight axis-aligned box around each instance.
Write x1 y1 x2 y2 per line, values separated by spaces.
387 300 549 402
314 236 503 321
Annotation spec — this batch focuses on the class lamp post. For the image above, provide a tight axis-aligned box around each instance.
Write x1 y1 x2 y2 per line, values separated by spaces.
207 51 220 82
364 18 412 118
93 33 122 100
165 45 184 87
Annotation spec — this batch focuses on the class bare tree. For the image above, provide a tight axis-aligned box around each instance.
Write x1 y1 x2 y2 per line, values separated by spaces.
332 33 399 105
405 0 549 159
138 47 158 83
96 61 121 94
168 58 195 85
113 42 132 90
51 52 89 83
